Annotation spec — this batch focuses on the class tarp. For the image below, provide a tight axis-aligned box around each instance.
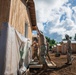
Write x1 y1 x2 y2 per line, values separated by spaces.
0 23 32 75
0 23 20 75
16 30 32 68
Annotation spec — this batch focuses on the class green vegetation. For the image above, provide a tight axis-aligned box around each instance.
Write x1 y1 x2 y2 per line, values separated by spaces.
74 34 76 41
45 36 57 48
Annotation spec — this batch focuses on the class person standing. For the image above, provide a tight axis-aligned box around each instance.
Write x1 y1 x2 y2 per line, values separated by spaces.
32 39 39 61
37 30 49 69
65 34 72 65
46 41 51 61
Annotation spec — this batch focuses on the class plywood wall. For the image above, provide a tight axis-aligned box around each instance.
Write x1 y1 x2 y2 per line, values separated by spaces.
0 0 32 40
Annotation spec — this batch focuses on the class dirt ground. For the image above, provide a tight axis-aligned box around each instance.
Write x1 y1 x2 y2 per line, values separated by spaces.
31 52 76 75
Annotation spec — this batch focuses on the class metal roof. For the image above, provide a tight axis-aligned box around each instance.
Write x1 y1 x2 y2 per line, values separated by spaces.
62 41 76 43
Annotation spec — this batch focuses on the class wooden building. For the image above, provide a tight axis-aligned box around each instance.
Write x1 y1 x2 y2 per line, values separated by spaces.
0 0 38 74
57 44 62 53
0 0 37 40
52 44 62 53
52 41 76 54
52 45 57 52
61 41 76 54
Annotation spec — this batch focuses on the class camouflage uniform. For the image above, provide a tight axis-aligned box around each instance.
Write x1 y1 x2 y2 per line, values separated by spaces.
38 31 48 68
39 44 49 69
46 42 51 61
39 44 46 64
67 39 72 64
65 34 72 64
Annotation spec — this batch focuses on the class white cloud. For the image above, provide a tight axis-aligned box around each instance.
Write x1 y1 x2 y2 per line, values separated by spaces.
49 17 76 38
37 22 44 31
34 0 69 26
72 7 76 24
34 0 76 41
72 7 76 12
61 6 72 19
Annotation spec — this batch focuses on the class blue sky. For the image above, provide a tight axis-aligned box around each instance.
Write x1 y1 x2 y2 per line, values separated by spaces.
34 0 76 42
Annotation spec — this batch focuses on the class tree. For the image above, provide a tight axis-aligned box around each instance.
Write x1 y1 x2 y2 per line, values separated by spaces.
52 39 55 44
70 37 72 40
45 36 50 42
74 34 76 40
62 38 66 41
45 36 57 48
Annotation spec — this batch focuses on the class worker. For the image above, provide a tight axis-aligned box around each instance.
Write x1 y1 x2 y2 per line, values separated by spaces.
65 34 72 65
32 39 39 61
46 41 51 61
37 30 49 69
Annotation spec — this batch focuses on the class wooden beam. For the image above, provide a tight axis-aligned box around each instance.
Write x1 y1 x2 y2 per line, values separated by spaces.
29 61 56 69
27 0 37 30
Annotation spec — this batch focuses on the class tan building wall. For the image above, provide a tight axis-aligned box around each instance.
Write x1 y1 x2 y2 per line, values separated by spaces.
52 46 57 52
71 44 76 53
61 43 66 54
0 0 33 40
61 43 76 54
52 41 76 54
57 45 62 53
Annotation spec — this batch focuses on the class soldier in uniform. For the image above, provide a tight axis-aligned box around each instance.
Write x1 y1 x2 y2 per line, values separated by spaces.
46 41 51 61
65 34 72 65
37 30 49 69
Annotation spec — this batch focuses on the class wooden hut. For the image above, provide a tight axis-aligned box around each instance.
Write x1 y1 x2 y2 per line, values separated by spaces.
61 41 76 54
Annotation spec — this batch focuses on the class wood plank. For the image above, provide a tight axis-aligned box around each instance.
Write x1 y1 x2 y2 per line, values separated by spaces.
29 64 43 68
29 61 56 69
46 61 56 68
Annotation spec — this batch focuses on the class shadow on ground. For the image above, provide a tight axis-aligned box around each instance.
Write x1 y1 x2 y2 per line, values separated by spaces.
32 64 71 75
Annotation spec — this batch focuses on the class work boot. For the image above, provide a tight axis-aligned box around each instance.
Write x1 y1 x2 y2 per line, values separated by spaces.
42 63 50 70
65 62 72 65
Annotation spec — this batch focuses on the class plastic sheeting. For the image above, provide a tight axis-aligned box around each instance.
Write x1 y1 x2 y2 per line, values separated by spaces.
0 23 32 75
5 24 21 75
16 30 32 68
0 23 20 75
